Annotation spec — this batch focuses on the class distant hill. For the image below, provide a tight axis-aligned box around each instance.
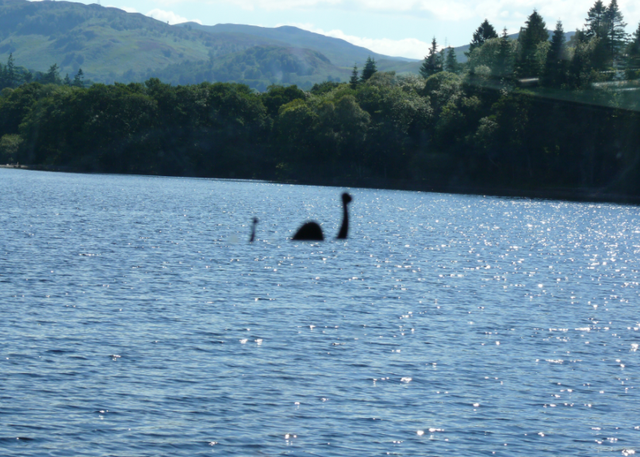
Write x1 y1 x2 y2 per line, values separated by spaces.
0 0 420 89
0 0 578 89
180 22 416 67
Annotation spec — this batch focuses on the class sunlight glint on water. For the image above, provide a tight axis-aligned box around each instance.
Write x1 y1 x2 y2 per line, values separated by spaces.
1 168 639 456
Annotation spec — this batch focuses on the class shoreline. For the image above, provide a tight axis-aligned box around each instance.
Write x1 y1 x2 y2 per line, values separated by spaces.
3 164 639 206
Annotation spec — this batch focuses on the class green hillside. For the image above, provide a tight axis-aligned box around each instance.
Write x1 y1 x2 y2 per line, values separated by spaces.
181 23 417 67
0 0 422 88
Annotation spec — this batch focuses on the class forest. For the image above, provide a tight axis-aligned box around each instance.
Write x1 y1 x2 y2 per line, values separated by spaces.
1 1 640 201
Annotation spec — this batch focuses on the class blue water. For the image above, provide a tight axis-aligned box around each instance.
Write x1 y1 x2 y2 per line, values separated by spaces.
1 168 639 456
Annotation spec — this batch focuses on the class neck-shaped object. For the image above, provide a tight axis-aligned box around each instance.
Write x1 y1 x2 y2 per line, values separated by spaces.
336 193 351 239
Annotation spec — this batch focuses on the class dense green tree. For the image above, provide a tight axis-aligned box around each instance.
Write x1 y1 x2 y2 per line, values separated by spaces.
261 84 306 118
420 38 443 78
41 64 61 85
73 68 85 88
567 30 599 88
585 0 608 38
310 81 341 95
349 64 359 89
444 47 460 74
604 0 627 65
3 54 17 89
495 28 515 79
515 10 549 77
467 19 499 55
542 21 568 87
468 36 516 80
0 134 22 164
361 57 377 82
627 23 640 76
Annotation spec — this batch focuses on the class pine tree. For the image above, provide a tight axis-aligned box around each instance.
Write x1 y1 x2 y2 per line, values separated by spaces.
605 0 627 65
349 64 359 89
495 28 514 79
420 37 443 78
42 63 60 84
515 10 548 77
73 68 84 88
627 23 640 74
467 19 499 55
6 53 16 88
542 21 567 87
444 47 460 74
585 0 608 38
360 56 377 82
567 30 594 88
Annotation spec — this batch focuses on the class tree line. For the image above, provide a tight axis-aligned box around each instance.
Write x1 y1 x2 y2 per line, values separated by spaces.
0 54 86 90
1 2 640 201
421 0 640 89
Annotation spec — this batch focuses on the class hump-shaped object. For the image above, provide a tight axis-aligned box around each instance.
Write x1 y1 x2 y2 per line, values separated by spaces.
292 221 324 241
291 192 352 241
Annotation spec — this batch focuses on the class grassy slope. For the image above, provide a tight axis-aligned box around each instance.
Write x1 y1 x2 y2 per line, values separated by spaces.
0 0 428 85
183 23 417 67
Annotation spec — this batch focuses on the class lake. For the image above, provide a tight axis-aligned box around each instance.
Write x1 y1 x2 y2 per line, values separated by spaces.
1 168 639 456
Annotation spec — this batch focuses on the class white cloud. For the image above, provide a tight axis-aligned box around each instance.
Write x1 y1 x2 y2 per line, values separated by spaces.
192 0 640 32
117 6 138 13
146 8 201 24
283 23 429 58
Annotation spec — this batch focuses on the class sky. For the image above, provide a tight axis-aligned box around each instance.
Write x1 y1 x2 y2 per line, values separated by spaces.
69 0 640 60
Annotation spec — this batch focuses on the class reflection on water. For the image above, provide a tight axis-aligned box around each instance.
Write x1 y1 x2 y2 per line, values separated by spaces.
1 168 639 456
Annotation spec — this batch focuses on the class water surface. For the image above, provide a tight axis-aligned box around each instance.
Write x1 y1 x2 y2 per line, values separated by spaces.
1 169 639 456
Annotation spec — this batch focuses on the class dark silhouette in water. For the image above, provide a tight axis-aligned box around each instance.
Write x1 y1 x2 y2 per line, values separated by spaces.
292 192 352 241
249 217 258 243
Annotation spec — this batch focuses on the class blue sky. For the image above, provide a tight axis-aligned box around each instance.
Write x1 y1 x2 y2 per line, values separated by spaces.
69 0 639 59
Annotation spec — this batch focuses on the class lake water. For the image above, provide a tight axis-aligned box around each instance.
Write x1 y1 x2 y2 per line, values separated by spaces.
1 168 639 456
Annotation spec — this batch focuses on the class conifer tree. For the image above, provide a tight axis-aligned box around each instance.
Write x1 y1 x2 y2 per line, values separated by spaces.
420 38 443 78
515 10 548 77
42 63 60 85
6 53 16 88
73 68 85 88
627 23 640 75
444 47 460 74
605 0 627 65
467 19 499 55
349 64 359 89
360 57 377 82
495 28 514 79
585 0 608 38
542 21 568 87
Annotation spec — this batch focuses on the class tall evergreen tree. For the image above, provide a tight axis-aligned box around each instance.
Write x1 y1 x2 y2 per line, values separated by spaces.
5 53 16 88
515 10 549 77
444 47 460 74
605 0 627 65
542 21 568 87
567 29 595 88
467 19 499 55
42 63 60 84
583 0 610 69
495 28 514 78
627 23 640 75
585 0 608 38
349 64 359 89
73 68 85 88
420 37 443 78
360 57 377 82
